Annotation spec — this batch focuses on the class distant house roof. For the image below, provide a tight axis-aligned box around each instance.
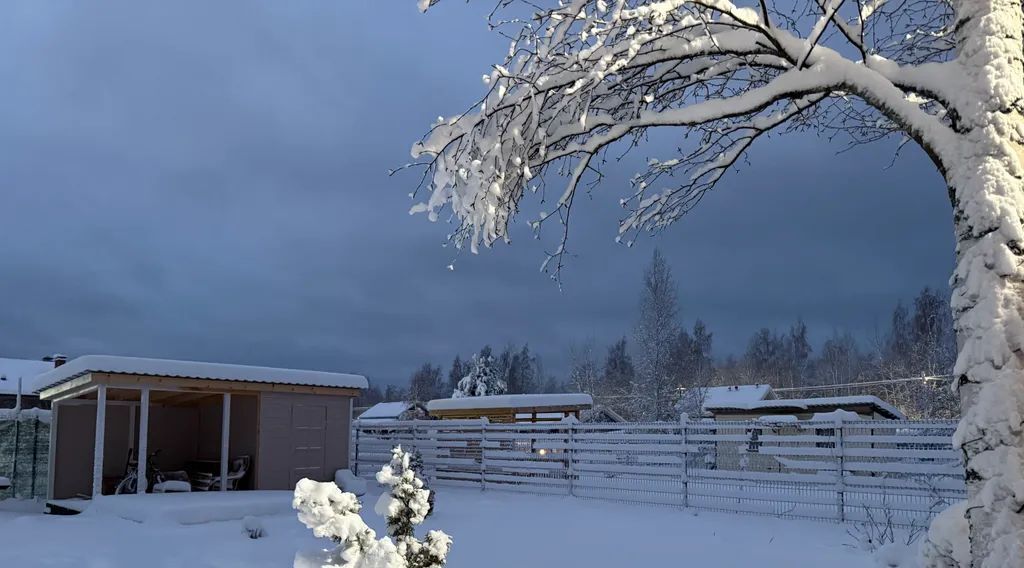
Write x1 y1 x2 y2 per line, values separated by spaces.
33 355 368 394
427 393 593 412
581 405 627 423
0 358 54 396
357 401 425 421
705 395 905 420
700 384 774 411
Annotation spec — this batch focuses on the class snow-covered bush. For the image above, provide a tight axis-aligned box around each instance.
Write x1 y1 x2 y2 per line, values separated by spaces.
452 353 504 398
293 445 450 568
918 501 969 568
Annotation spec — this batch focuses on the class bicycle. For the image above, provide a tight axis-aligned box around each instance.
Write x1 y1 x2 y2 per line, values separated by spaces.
114 448 166 495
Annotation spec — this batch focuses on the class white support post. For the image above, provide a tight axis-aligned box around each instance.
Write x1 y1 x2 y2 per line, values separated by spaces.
92 385 107 497
47 401 59 500
680 413 689 508
566 422 576 497
353 423 361 477
835 417 845 522
411 420 419 455
137 388 150 494
220 393 231 492
479 418 488 491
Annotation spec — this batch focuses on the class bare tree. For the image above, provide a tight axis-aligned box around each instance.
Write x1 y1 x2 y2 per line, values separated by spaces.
409 363 444 403
409 2 1024 563
633 249 680 420
568 340 601 395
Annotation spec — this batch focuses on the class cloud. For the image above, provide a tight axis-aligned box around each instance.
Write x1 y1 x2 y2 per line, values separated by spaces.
0 1 953 386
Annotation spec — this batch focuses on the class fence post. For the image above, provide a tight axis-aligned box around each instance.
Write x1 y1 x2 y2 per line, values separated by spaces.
567 421 575 497
11 412 20 498
479 418 489 491
353 423 361 477
680 413 689 508
835 416 845 522
30 417 38 498
411 421 419 455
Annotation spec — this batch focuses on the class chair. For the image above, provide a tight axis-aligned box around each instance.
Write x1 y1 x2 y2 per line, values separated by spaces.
191 455 250 491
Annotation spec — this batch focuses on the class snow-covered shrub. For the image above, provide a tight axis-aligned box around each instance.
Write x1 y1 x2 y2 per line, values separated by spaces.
293 477 401 567
407 449 435 518
242 515 266 539
293 445 451 568
918 501 969 568
452 353 504 398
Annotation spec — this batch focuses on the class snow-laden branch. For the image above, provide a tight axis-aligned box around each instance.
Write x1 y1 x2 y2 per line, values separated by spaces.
408 0 957 275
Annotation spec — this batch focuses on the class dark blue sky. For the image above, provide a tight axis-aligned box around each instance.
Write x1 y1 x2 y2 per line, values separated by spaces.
0 1 953 387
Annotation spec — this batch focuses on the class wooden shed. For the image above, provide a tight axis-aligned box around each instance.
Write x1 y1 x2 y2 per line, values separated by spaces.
35 355 366 501
426 393 593 423
704 395 905 421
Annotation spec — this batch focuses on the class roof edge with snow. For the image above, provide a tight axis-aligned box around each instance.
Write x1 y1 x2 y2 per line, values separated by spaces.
704 395 904 420
427 393 593 412
34 355 368 394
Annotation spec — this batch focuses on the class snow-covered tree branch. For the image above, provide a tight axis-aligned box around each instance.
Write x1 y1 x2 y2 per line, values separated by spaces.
409 1 1024 566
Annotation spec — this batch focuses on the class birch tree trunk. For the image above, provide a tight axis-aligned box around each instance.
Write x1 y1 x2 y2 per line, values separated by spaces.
950 2 1024 565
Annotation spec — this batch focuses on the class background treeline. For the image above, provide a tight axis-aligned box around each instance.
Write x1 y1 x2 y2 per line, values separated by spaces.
358 250 958 420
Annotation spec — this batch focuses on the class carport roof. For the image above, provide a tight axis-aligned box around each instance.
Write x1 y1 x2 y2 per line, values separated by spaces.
34 355 368 394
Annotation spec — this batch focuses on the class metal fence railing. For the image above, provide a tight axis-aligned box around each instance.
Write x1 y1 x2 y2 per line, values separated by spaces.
352 417 964 526
0 409 51 500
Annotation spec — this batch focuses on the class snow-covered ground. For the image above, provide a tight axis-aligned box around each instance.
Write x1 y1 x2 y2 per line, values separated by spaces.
0 488 878 567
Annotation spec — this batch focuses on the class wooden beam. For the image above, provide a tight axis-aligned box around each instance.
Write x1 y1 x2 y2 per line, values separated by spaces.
40 374 94 401
96 373 360 397
48 383 99 404
154 391 217 407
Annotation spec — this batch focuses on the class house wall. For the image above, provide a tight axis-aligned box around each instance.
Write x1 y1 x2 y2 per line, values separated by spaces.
147 405 201 473
0 394 49 410
256 392 352 490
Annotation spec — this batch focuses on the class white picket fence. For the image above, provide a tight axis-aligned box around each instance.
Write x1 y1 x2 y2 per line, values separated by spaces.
351 417 964 526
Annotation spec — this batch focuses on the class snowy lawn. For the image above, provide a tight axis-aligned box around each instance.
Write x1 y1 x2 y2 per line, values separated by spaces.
0 488 878 567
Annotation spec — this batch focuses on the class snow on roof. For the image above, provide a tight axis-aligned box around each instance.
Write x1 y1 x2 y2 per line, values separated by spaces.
705 395 904 419
701 384 774 410
33 355 368 393
0 358 54 395
810 409 863 422
427 393 593 412
357 401 413 421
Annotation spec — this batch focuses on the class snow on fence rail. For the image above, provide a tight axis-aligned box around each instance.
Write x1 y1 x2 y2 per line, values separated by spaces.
351 417 963 526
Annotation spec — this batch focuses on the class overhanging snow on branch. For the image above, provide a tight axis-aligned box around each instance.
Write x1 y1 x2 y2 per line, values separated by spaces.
406 0 958 276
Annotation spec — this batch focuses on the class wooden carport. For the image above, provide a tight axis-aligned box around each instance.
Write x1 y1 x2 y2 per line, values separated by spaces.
35 356 366 500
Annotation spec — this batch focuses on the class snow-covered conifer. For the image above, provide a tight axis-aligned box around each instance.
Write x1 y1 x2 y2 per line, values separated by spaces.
293 446 450 568
452 353 505 398
376 446 451 568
